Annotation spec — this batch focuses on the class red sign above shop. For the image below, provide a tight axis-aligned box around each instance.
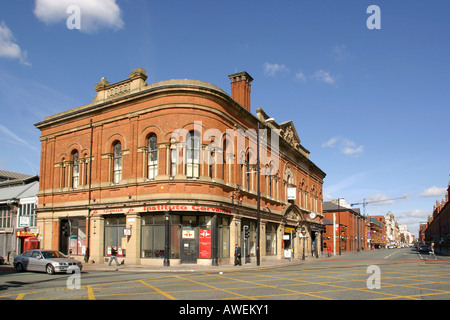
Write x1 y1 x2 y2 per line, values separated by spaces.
199 228 211 259
16 230 38 237
91 205 232 215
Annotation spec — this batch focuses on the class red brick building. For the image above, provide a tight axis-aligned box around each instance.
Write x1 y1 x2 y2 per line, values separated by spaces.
322 200 368 254
368 215 387 249
425 181 450 255
34 68 326 266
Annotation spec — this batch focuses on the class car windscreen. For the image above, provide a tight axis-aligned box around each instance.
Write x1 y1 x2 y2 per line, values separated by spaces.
42 251 67 259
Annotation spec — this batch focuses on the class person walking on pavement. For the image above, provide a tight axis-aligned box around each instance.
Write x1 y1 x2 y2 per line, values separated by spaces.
234 244 242 266
109 246 119 266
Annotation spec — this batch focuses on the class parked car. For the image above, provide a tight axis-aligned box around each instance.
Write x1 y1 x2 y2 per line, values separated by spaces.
418 244 431 253
14 250 82 275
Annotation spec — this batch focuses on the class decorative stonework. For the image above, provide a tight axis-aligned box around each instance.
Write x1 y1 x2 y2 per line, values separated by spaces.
93 68 148 103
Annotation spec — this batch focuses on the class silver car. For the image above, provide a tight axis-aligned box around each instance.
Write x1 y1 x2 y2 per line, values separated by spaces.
14 250 83 275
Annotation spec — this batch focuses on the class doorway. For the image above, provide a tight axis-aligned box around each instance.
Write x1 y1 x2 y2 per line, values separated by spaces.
180 227 197 264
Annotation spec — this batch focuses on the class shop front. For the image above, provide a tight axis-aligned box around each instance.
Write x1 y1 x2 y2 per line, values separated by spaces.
90 204 233 266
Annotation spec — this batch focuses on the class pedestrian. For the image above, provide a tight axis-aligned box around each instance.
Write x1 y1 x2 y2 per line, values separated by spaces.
234 244 242 266
108 246 119 266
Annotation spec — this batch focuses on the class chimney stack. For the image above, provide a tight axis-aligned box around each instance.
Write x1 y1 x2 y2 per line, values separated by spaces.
228 71 253 111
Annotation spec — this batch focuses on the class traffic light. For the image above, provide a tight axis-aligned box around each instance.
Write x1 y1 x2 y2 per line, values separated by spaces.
243 225 250 239
61 220 70 237
292 230 297 238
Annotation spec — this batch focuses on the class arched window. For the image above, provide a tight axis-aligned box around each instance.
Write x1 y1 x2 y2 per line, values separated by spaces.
246 152 251 191
72 151 79 188
147 134 158 180
186 131 200 178
113 141 122 183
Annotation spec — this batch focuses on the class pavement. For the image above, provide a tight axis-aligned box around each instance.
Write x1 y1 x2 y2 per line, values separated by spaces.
79 254 336 273
0 254 336 274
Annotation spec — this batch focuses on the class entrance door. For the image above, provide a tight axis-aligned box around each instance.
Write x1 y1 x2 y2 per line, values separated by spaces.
181 227 197 264
181 238 197 264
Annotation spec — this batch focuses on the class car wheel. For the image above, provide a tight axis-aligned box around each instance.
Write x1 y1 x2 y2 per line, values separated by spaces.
46 264 55 275
16 262 24 272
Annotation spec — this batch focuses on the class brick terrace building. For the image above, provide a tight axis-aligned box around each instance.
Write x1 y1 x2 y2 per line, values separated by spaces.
34 68 326 266
322 200 367 254
425 181 450 255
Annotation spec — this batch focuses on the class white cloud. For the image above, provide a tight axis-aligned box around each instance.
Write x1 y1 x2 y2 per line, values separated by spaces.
34 0 124 33
294 70 306 82
322 136 364 156
263 62 290 77
0 21 31 66
312 69 337 85
331 44 350 61
419 186 447 197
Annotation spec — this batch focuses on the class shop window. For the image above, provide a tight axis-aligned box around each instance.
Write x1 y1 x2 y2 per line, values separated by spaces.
141 215 180 259
69 218 86 256
104 216 126 257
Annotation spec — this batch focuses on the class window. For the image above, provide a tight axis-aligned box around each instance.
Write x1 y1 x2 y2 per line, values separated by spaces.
208 146 214 178
69 218 86 256
72 151 79 188
0 207 12 228
170 143 177 177
113 141 122 183
141 215 180 259
246 152 251 190
186 131 200 178
104 216 126 257
147 134 158 180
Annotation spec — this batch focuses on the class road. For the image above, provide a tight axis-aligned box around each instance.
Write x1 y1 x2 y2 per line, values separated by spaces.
1 247 449 303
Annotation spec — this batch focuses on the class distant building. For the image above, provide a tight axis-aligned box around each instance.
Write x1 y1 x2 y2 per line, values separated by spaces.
0 170 39 264
399 224 412 245
322 199 367 254
385 211 400 245
367 215 386 249
425 180 450 255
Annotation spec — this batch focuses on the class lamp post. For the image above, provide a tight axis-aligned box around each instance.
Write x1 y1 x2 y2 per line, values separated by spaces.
301 227 307 260
338 198 341 255
256 117 274 266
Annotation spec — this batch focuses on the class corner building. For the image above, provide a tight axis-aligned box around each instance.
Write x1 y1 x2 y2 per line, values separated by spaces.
35 68 326 266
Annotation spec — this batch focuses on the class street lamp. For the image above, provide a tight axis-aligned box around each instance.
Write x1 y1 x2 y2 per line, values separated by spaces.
301 227 307 260
256 117 275 266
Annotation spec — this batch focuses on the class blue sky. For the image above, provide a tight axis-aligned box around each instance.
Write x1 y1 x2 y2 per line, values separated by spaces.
1 0 449 236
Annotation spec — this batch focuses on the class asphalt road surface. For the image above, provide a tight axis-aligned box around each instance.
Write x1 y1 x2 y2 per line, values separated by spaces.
1 247 449 302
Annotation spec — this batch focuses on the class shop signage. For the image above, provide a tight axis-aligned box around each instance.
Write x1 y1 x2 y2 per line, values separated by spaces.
182 229 195 239
143 205 232 214
92 205 232 215
16 230 39 237
199 229 211 259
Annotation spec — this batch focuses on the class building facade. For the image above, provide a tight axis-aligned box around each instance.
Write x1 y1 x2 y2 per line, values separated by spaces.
34 68 326 266
0 170 39 264
368 215 386 248
322 199 367 254
425 181 450 255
